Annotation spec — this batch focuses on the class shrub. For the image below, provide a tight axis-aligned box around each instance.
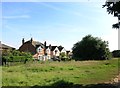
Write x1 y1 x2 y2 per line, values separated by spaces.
2 50 32 64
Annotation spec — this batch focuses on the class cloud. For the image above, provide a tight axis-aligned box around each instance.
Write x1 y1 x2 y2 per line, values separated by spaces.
3 15 30 19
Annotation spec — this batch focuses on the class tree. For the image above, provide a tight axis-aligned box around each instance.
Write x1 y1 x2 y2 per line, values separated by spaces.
112 50 120 57
72 35 111 60
103 0 120 29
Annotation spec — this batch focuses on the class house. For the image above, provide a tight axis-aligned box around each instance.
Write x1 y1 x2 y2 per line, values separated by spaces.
58 46 66 54
19 38 48 60
19 38 52 60
51 46 60 58
33 45 61 60
0 42 15 54
19 38 67 61
0 42 15 57
1 43 15 51
19 38 45 55
34 44 47 61
46 46 51 59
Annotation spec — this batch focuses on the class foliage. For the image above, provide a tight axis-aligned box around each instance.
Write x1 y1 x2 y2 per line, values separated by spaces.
59 52 71 61
72 35 112 60
60 52 66 58
112 50 120 57
2 50 32 63
103 1 120 29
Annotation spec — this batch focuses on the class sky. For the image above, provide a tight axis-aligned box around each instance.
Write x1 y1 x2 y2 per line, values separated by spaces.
1 1 118 51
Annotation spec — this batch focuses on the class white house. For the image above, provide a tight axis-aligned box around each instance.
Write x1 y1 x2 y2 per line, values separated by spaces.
46 46 51 59
60 47 66 54
51 46 60 58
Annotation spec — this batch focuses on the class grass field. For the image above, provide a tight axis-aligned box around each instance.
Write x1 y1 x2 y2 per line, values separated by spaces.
2 58 119 87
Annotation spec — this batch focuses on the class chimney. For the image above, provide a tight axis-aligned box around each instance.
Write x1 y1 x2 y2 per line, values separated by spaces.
30 38 33 43
44 41 47 55
22 38 24 44
44 41 46 48
49 44 52 50
49 44 52 59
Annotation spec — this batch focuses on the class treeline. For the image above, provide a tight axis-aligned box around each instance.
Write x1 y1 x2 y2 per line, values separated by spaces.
112 50 120 58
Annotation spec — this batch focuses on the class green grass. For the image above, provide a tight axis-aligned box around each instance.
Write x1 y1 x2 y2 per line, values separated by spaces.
2 58 119 86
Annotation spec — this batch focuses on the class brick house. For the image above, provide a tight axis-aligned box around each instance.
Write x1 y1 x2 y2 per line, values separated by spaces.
19 38 67 60
19 38 44 55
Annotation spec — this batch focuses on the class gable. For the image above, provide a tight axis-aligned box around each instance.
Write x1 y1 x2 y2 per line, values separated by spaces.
53 47 60 52
51 46 57 51
61 48 66 53
19 42 36 54
37 46 44 52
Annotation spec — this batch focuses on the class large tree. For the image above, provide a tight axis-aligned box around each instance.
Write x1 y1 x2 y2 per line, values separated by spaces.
103 0 120 29
72 35 111 60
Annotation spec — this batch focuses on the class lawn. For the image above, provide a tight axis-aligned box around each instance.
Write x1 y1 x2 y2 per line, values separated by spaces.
2 58 119 87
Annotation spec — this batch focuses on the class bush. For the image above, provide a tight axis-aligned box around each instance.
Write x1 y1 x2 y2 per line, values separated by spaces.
2 50 32 63
3 56 29 62
59 52 71 61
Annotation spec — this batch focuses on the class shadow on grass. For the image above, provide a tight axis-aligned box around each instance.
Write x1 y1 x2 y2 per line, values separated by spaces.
2 80 120 88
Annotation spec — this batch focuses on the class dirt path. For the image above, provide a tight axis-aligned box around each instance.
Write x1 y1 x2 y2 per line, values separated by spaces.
103 73 120 87
111 73 120 87
113 74 119 83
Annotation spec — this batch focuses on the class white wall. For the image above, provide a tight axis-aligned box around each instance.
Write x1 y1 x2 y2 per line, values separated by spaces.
53 47 60 56
36 46 43 53
61 48 66 54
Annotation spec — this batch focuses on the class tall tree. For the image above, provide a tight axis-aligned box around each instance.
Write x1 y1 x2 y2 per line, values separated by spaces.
103 0 120 29
72 35 111 60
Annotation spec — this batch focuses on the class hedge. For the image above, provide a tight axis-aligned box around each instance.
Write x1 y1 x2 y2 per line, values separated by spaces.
3 56 32 62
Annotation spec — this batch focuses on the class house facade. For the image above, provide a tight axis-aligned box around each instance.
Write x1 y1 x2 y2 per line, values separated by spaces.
51 46 60 58
58 46 66 54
